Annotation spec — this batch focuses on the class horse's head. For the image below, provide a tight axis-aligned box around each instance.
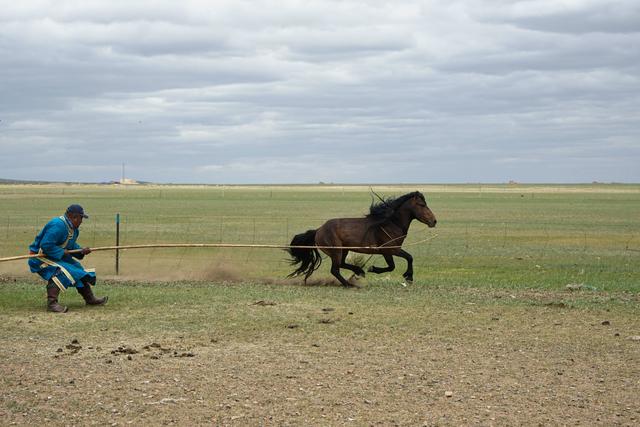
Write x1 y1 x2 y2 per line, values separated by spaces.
407 192 437 228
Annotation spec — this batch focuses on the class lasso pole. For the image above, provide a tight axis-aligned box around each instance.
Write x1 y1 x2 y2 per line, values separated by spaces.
0 235 438 264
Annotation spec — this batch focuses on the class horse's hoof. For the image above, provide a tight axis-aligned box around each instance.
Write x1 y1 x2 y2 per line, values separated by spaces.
347 274 363 288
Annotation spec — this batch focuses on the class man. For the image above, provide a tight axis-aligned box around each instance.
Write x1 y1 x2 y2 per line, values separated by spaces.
28 204 108 313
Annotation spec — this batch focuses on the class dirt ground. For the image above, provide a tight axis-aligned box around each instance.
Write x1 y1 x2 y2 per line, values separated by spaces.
1 284 639 426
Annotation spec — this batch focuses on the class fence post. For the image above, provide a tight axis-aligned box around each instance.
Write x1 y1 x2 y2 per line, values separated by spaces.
115 213 120 275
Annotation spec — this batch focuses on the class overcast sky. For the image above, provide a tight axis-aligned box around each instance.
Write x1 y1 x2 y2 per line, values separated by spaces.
1 0 639 184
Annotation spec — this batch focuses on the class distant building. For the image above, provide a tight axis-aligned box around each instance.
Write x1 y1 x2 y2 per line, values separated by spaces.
118 178 139 185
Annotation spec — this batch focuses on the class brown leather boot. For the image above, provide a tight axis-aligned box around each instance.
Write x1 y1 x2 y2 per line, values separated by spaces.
46 282 68 313
76 284 108 306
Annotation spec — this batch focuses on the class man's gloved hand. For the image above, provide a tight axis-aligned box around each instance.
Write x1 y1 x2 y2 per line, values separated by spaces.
63 248 92 256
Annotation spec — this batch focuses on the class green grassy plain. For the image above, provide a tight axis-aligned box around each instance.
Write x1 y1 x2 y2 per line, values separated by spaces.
1 183 638 291
1 184 639 425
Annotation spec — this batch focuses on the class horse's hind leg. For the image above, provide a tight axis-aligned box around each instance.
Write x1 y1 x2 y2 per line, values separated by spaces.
328 250 356 287
368 253 395 275
340 250 366 277
397 249 414 283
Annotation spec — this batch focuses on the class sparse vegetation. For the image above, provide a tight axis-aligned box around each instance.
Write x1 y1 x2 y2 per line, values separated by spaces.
0 184 639 425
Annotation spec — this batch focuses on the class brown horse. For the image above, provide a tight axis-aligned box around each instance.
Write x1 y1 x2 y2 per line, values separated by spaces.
287 191 437 287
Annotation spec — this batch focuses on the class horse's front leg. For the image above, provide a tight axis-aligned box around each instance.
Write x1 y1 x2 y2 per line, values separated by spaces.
397 249 414 283
368 253 395 274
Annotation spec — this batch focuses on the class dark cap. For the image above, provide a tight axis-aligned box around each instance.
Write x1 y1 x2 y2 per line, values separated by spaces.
66 204 89 219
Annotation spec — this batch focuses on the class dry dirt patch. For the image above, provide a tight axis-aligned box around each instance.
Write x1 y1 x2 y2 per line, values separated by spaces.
1 286 639 426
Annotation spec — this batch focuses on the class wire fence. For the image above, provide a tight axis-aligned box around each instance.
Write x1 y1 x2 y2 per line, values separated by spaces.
1 213 638 281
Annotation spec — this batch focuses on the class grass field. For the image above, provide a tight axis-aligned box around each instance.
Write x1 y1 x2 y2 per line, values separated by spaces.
1 184 639 425
1 183 639 290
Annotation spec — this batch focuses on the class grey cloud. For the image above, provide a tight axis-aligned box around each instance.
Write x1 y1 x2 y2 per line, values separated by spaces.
509 4 640 34
1 0 638 184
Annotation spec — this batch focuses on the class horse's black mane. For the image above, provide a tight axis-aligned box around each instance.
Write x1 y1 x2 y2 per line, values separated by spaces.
366 191 424 222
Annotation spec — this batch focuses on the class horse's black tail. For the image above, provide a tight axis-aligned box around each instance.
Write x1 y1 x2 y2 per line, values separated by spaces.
287 229 322 282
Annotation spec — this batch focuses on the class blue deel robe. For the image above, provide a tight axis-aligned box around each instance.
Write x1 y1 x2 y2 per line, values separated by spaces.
27 215 96 291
